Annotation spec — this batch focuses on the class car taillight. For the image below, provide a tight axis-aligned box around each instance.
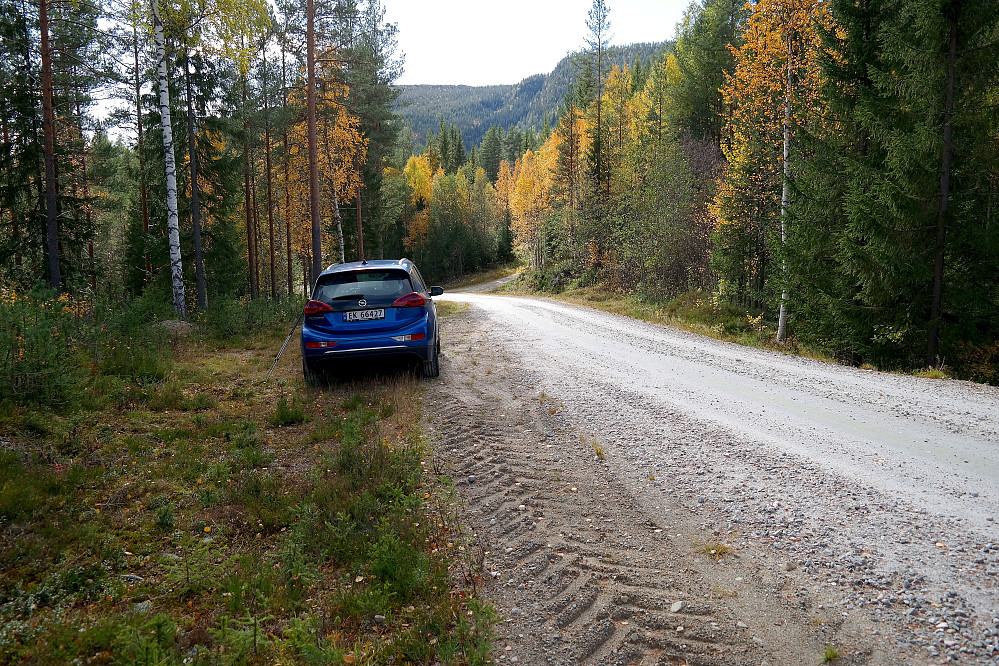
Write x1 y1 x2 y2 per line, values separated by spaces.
305 341 337 349
392 292 426 308
304 300 334 315
391 333 426 342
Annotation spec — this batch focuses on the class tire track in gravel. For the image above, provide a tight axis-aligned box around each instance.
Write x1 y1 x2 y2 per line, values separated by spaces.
427 303 903 666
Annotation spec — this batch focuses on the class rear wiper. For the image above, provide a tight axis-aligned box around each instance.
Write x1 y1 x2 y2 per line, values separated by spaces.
329 293 365 300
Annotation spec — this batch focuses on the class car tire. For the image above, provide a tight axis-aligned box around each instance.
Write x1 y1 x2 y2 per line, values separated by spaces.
423 340 440 378
303 356 319 385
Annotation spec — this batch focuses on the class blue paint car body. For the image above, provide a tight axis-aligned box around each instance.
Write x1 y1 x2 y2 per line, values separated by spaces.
301 259 443 379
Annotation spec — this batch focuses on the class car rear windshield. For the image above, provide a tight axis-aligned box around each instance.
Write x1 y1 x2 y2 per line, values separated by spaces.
313 270 414 309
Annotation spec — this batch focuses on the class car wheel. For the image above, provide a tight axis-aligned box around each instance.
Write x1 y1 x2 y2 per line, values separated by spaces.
303 356 318 385
423 340 440 378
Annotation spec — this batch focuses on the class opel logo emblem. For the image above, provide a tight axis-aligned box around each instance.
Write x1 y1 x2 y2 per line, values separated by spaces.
358 298 366 307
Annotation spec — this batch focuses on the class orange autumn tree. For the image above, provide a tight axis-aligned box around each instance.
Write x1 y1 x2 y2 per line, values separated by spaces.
402 154 436 254
510 137 558 269
603 64 636 196
712 0 830 323
551 106 592 252
287 53 366 269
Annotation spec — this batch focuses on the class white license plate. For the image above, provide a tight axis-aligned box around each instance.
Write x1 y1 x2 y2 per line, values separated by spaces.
343 309 385 322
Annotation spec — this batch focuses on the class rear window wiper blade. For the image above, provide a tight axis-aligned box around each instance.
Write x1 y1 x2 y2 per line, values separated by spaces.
328 294 365 300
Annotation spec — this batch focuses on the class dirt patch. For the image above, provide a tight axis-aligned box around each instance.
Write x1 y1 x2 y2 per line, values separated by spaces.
427 303 927 665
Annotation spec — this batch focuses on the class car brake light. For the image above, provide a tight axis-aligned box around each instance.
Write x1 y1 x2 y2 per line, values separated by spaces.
304 300 334 315
392 292 426 308
305 341 337 349
391 333 426 342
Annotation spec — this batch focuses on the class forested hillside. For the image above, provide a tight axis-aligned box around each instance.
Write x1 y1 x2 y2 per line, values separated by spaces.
393 0 999 383
396 43 664 146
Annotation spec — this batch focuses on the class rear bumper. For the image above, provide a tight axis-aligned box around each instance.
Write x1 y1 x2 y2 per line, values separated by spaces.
304 342 433 367
301 324 435 369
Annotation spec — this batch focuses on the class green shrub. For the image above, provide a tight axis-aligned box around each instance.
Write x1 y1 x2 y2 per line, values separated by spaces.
270 395 305 426
198 296 304 342
0 285 173 409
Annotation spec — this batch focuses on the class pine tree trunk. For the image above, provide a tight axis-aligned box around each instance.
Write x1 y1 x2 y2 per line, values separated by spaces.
242 75 258 298
284 131 293 295
263 45 276 299
251 150 261 294
927 20 958 366
281 46 293 296
185 58 207 310
355 165 365 261
39 0 60 289
306 0 322 282
75 96 97 293
134 25 152 282
152 0 186 318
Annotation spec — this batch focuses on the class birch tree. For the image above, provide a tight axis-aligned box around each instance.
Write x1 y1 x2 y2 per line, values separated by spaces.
150 0 185 317
148 0 266 317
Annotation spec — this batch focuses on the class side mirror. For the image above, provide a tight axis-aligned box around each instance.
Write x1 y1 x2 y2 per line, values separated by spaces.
430 286 444 297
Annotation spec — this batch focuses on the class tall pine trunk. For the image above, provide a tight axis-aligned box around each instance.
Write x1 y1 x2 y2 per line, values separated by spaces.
306 0 322 281
927 19 958 366
39 0 60 289
355 156 364 261
185 56 206 310
263 45 276 299
242 74 258 298
281 46 293 295
152 0 186 318
133 25 152 282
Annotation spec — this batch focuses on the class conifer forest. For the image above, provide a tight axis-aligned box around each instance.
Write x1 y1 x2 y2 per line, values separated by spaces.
2 0 998 381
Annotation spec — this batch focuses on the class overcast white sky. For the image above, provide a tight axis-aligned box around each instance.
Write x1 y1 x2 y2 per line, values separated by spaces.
384 0 690 86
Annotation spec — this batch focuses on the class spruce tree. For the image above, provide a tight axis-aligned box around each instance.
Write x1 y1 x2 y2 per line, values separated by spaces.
480 125 503 182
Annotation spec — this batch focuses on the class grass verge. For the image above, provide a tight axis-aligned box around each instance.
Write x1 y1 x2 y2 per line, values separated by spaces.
442 263 523 292
0 297 493 664
499 279 838 363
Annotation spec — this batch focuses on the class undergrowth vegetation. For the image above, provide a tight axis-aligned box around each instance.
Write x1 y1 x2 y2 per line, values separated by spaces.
0 290 493 664
505 273 998 383
504 277 826 360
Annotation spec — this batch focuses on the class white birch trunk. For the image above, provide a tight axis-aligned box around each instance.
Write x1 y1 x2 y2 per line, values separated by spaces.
776 37 792 344
152 0 187 319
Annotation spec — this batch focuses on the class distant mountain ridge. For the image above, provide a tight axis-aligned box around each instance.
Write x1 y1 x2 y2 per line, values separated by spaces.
395 43 667 148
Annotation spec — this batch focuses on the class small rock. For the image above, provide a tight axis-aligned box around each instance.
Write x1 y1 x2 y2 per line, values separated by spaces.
676 626 684 632
671 601 685 613
374 614 386 625
737 621 749 628
131 600 153 614
467 475 476 484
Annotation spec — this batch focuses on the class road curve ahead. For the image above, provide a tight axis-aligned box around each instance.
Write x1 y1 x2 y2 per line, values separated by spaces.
440 291 999 646
443 292 999 532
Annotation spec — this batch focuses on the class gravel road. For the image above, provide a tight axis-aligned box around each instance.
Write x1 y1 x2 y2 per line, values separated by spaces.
428 289 999 665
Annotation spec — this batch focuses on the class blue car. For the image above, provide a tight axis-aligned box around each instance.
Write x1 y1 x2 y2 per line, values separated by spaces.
301 259 444 381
